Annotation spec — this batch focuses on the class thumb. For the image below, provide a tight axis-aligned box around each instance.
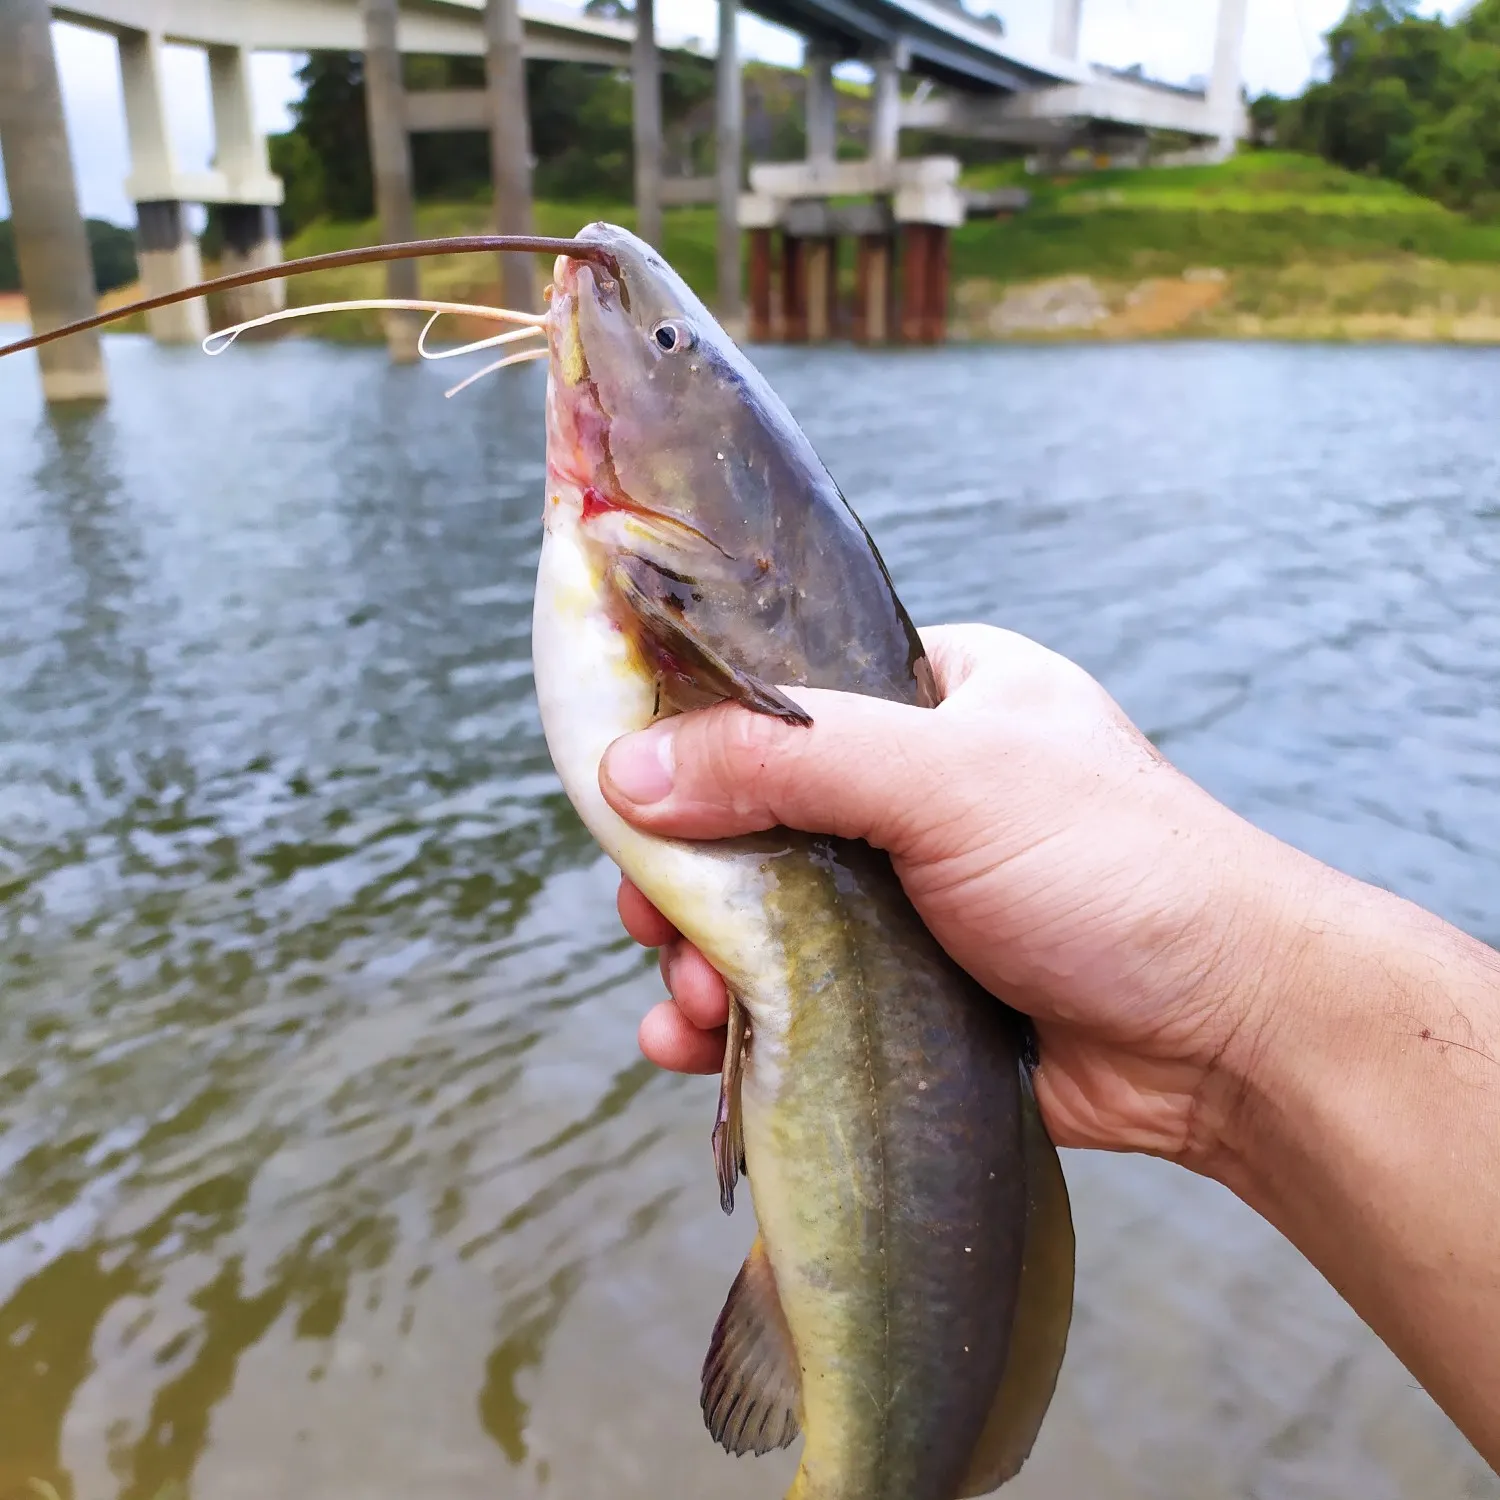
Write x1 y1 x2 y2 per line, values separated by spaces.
598 689 937 848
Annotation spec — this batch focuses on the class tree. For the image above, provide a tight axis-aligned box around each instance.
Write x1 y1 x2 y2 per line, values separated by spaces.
1275 0 1500 211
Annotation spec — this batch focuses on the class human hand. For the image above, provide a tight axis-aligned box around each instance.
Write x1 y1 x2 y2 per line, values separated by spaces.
601 624 1324 1170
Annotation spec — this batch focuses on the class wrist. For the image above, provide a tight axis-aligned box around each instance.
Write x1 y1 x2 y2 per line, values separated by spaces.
1193 846 1500 1459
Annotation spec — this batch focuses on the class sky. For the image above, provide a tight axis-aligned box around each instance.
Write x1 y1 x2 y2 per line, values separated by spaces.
0 1 1466 226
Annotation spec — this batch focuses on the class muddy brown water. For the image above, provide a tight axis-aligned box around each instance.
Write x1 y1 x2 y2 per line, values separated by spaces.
2 333 1498 1500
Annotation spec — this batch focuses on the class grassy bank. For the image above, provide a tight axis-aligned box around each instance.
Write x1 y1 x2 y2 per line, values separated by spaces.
23 152 1500 345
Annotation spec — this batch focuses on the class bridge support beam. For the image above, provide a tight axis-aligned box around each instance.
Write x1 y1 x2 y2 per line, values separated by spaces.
209 45 285 324
135 200 209 343
362 0 421 361
1209 0 1249 155
120 30 209 344
632 0 664 248
870 52 901 168
1051 0 1082 61
485 0 538 312
805 44 838 166
715 0 743 327
0 0 109 403
853 233 891 345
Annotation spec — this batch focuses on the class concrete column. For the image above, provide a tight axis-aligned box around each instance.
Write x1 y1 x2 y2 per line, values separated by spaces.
1208 0 1250 154
209 45 285 322
870 53 901 171
135 200 208 344
805 236 835 341
747 228 772 342
632 0 664 248
219 205 285 325
120 30 209 344
854 234 891 345
780 235 808 343
484 0 538 313
1051 0 1083 60
0 0 108 402
362 0 420 360
715 0 743 327
805 44 838 166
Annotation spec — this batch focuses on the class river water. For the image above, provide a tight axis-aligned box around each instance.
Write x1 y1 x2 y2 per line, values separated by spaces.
1 332 1497 1500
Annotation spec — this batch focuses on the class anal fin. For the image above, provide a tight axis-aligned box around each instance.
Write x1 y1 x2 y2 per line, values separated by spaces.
701 1236 802 1456
712 996 749 1215
957 1059 1075 1497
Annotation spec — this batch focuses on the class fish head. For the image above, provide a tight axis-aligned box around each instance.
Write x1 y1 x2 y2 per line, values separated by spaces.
543 220 931 709
544 220 790 559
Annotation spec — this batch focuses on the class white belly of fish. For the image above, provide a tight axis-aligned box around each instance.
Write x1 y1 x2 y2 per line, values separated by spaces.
531 500 795 1094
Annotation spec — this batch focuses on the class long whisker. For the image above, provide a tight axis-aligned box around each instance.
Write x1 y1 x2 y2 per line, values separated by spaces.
444 346 549 399
0 234 613 358
417 314 546 362
203 298 547 355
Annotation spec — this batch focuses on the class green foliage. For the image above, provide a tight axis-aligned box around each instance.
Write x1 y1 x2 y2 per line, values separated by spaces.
267 128 326 238
288 53 375 221
947 150 1500 289
1271 0 1500 212
0 217 137 294
268 47 730 229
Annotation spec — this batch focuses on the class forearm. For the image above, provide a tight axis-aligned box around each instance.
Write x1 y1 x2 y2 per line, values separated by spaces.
1213 860 1500 1464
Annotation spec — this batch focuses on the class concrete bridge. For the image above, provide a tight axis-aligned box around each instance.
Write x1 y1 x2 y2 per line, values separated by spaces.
1 0 1248 401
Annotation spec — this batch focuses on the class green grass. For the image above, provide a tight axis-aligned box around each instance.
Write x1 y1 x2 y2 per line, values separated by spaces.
265 151 1500 341
279 200 718 338
950 151 1500 286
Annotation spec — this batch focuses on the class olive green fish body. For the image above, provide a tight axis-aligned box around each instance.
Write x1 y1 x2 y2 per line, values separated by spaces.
532 223 1073 1500
746 838 1029 1500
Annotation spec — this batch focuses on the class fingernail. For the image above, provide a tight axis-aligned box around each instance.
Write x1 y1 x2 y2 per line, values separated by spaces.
604 723 676 805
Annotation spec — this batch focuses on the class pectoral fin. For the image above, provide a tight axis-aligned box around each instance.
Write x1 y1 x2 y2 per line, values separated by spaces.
712 996 749 1215
957 1059 1075 1497
610 557 812 725
701 1236 802 1456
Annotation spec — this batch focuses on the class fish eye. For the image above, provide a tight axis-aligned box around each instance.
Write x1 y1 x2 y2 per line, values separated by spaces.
651 318 695 354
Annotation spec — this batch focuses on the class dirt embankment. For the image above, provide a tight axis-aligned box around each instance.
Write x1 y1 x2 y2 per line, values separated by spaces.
953 259 1500 343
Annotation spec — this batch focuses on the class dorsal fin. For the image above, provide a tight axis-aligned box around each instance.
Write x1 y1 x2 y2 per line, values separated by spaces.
957 1059 1075 1497
701 1236 802 1456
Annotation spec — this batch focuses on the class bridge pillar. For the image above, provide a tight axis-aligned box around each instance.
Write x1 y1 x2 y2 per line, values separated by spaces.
362 0 421 361
805 44 838 166
747 227 773 341
870 52 901 169
715 0 744 327
485 0 539 312
0 0 109 403
632 0 664 248
1051 0 1083 60
120 30 208 345
1209 0 1249 155
853 233 892 345
208 45 286 325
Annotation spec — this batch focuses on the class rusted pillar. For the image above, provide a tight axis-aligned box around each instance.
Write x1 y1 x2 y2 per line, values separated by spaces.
805 235 836 342
780 233 808 343
0 0 108 402
923 224 950 343
898 223 928 344
362 0 421 361
748 227 774 342
854 232 892 345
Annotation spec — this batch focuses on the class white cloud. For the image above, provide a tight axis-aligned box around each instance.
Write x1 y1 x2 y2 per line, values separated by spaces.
0 2 1472 226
